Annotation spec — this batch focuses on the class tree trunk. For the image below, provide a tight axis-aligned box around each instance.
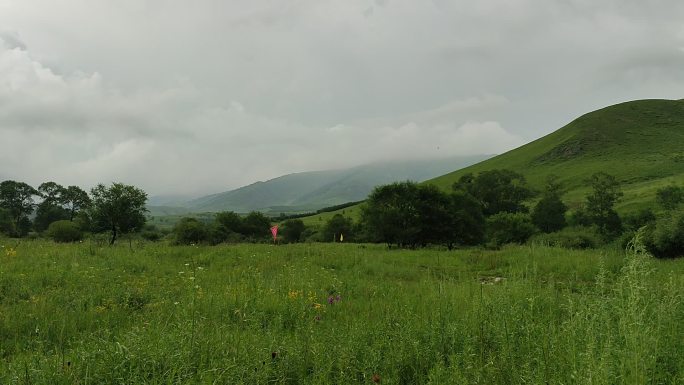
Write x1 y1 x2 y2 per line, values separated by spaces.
110 223 117 245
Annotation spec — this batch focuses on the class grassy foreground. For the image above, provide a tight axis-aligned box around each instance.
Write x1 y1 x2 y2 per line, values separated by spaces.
0 240 683 384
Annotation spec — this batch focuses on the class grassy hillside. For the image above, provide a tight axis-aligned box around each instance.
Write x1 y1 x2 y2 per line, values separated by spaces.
185 155 490 213
430 99 684 211
303 99 684 226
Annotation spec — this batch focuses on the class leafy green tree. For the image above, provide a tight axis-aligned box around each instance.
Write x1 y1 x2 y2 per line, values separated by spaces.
644 209 684 258
531 175 567 233
281 219 306 243
0 208 15 236
215 211 243 233
453 169 533 216
585 172 623 237
173 217 209 245
62 186 91 221
361 181 420 247
90 183 148 245
34 204 70 232
322 214 354 242
447 191 486 247
241 211 271 240
656 185 683 211
0 180 39 236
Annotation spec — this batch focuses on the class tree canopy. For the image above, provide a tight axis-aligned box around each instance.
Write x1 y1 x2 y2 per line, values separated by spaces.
90 183 148 245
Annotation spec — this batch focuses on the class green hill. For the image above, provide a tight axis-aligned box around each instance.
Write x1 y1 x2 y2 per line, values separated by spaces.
183 155 490 213
302 99 684 225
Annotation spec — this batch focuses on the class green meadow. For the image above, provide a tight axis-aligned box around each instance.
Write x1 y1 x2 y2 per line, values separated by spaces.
1 240 683 384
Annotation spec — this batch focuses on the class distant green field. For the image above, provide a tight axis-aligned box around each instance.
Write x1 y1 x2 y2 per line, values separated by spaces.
1 240 683 383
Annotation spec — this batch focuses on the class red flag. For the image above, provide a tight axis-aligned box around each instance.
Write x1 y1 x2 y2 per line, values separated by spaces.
270 225 279 242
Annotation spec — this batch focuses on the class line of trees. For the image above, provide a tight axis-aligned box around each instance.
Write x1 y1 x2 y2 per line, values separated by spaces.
0 180 147 244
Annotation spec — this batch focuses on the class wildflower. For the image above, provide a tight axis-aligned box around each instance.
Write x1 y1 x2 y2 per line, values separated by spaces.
287 290 301 300
312 303 322 309
5 247 16 257
327 296 335 304
314 315 322 322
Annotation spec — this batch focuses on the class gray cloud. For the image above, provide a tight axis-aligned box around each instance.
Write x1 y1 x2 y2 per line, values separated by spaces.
0 0 682 195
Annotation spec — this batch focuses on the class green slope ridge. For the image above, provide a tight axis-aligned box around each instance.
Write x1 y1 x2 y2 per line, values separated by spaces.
302 99 684 225
430 99 684 211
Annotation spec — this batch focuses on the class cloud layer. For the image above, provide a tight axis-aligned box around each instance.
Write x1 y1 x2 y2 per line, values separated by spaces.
0 0 683 195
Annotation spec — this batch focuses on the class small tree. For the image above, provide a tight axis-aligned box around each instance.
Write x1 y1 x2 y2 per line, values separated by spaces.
281 219 306 243
486 212 536 246
656 185 683 211
586 172 623 237
173 218 209 245
322 214 354 242
241 211 271 241
531 175 567 233
47 220 83 243
0 180 39 236
90 183 148 245
361 181 421 247
447 191 486 247
453 169 533 216
62 186 91 221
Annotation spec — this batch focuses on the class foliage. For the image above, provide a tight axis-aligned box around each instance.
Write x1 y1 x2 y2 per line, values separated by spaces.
361 181 420 247
281 219 306 243
90 183 148 245
0 180 39 236
241 211 271 241
140 224 163 242
173 218 209 245
0 208 15 236
486 212 537 246
34 204 70 232
62 185 92 221
46 220 83 243
529 226 600 249
656 185 683 211
322 214 354 242
531 175 567 233
452 169 534 216
586 172 623 238
215 211 243 233
644 209 684 258
623 208 656 231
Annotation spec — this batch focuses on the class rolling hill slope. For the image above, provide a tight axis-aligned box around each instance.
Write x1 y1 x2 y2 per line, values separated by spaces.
302 99 684 225
183 155 490 213
429 99 684 211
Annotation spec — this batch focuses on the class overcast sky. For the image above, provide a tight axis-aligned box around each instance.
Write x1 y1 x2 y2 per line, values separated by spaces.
1 0 683 196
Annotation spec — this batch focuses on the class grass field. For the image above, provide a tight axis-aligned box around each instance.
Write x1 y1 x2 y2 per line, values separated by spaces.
1 240 683 384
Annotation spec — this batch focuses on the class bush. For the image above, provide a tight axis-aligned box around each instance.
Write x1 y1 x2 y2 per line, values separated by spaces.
173 218 209 245
486 212 536 246
529 226 600 249
140 224 162 241
281 219 306 243
47 220 83 243
644 210 684 258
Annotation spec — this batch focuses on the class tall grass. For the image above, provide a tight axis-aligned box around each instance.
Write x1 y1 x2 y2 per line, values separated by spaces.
0 240 682 383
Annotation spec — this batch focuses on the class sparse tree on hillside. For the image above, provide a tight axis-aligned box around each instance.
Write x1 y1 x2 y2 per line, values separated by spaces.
90 183 148 245
586 172 623 237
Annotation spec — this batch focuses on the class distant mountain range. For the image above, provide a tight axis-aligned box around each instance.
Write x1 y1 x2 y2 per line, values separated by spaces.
148 155 491 215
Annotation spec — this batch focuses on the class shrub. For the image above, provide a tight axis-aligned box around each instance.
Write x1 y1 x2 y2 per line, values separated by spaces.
140 224 162 241
486 212 536 246
529 226 600 249
47 220 83 243
281 219 306 243
173 218 209 245
623 208 656 231
644 210 684 258
322 214 354 242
